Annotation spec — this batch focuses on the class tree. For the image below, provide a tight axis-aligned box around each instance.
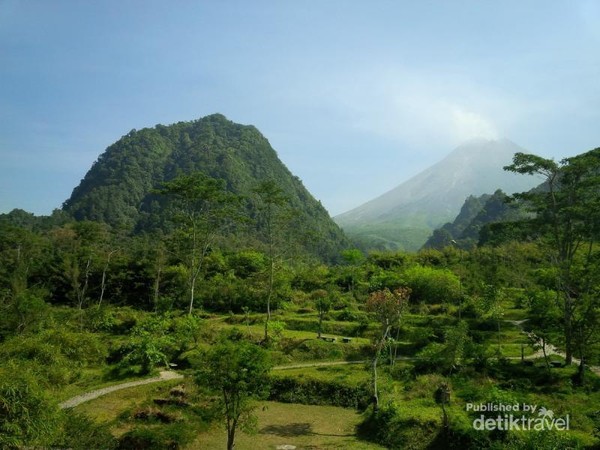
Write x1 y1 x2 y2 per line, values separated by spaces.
504 149 600 364
195 340 271 450
253 180 291 341
159 172 241 314
341 248 365 299
0 223 49 336
572 290 600 385
311 289 332 339
120 316 174 374
95 227 124 308
366 287 410 411
51 221 107 310
481 284 505 354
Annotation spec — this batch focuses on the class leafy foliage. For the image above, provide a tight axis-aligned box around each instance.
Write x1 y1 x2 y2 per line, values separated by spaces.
195 339 272 450
0 370 61 448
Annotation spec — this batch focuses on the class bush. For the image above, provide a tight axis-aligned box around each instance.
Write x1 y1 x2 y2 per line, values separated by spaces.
284 339 344 361
402 265 460 305
117 426 182 450
335 308 366 322
54 411 117 450
0 333 97 385
269 375 371 409
282 316 375 337
357 403 440 449
0 370 61 448
41 329 108 365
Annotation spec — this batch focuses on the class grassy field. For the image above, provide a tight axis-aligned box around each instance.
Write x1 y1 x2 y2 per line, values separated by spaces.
72 381 384 449
73 379 185 436
189 401 385 450
52 300 598 450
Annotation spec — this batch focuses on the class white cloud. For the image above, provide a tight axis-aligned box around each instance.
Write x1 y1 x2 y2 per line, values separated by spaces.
318 67 503 150
450 106 498 142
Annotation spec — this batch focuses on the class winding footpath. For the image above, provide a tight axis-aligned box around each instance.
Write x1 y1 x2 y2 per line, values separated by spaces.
504 319 600 376
61 325 600 410
58 361 369 410
59 370 183 409
58 362 362 410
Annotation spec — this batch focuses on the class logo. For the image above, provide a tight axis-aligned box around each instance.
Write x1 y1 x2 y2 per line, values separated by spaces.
466 402 570 431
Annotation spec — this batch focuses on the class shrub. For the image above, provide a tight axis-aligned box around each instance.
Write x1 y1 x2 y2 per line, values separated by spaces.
357 403 439 449
269 375 371 409
0 370 61 448
117 426 182 450
41 329 108 365
285 339 344 361
54 411 117 450
402 265 460 305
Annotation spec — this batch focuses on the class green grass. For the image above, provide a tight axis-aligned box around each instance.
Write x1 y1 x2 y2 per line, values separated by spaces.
56 366 168 403
52 301 600 450
216 320 372 344
72 379 385 449
272 363 372 386
73 378 185 430
189 401 386 450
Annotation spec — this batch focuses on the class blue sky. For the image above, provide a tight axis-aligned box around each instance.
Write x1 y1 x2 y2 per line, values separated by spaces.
1 1 599 216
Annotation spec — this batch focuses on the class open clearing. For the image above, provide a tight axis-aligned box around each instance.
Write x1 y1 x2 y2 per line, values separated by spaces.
190 401 385 450
74 382 383 449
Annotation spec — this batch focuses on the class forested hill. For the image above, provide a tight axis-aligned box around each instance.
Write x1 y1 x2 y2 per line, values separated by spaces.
422 189 530 250
63 114 348 260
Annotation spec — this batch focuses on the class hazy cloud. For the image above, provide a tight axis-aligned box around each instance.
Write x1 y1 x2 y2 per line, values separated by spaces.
450 107 498 142
313 66 503 152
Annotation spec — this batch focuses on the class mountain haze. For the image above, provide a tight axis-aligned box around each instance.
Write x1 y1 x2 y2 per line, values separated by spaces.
63 114 348 260
335 139 538 251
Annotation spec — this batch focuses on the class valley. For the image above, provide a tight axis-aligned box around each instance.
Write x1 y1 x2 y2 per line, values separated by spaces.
1 117 599 449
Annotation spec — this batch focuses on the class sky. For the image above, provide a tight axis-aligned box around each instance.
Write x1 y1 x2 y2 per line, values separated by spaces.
1 1 599 216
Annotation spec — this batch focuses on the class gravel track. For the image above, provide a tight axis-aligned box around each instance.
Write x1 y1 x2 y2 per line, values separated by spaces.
59 370 183 409
61 323 600 410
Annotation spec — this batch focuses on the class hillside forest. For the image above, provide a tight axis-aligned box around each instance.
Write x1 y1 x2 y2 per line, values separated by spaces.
1 117 600 449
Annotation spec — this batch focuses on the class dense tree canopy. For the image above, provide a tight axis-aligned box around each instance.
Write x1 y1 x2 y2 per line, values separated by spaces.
63 114 348 261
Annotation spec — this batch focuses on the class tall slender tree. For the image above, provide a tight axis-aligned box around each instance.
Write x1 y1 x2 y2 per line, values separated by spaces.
159 172 240 314
253 180 291 341
366 287 410 411
504 149 600 364
195 340 271 450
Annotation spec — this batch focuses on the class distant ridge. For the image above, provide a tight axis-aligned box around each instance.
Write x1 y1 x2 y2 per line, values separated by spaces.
334 139 538 251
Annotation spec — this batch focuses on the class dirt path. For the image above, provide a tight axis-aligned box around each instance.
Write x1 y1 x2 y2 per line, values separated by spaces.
59 370 183 409
504 319 600 376
61 324 600 410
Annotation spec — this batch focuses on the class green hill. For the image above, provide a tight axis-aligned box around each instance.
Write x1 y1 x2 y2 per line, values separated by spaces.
422 189 529 250
63 114 348 261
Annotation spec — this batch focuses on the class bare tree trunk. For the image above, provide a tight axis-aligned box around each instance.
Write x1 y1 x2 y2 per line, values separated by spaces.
189 273 196 315
78 256 92 310
577 356 585 386
392 326 401 364
98 249 117 307
564 295 573 365
541 336 551 373
318 308 323 339
372 325 390 412
153 265 162 311
264 229 274 342
227 426 236 450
